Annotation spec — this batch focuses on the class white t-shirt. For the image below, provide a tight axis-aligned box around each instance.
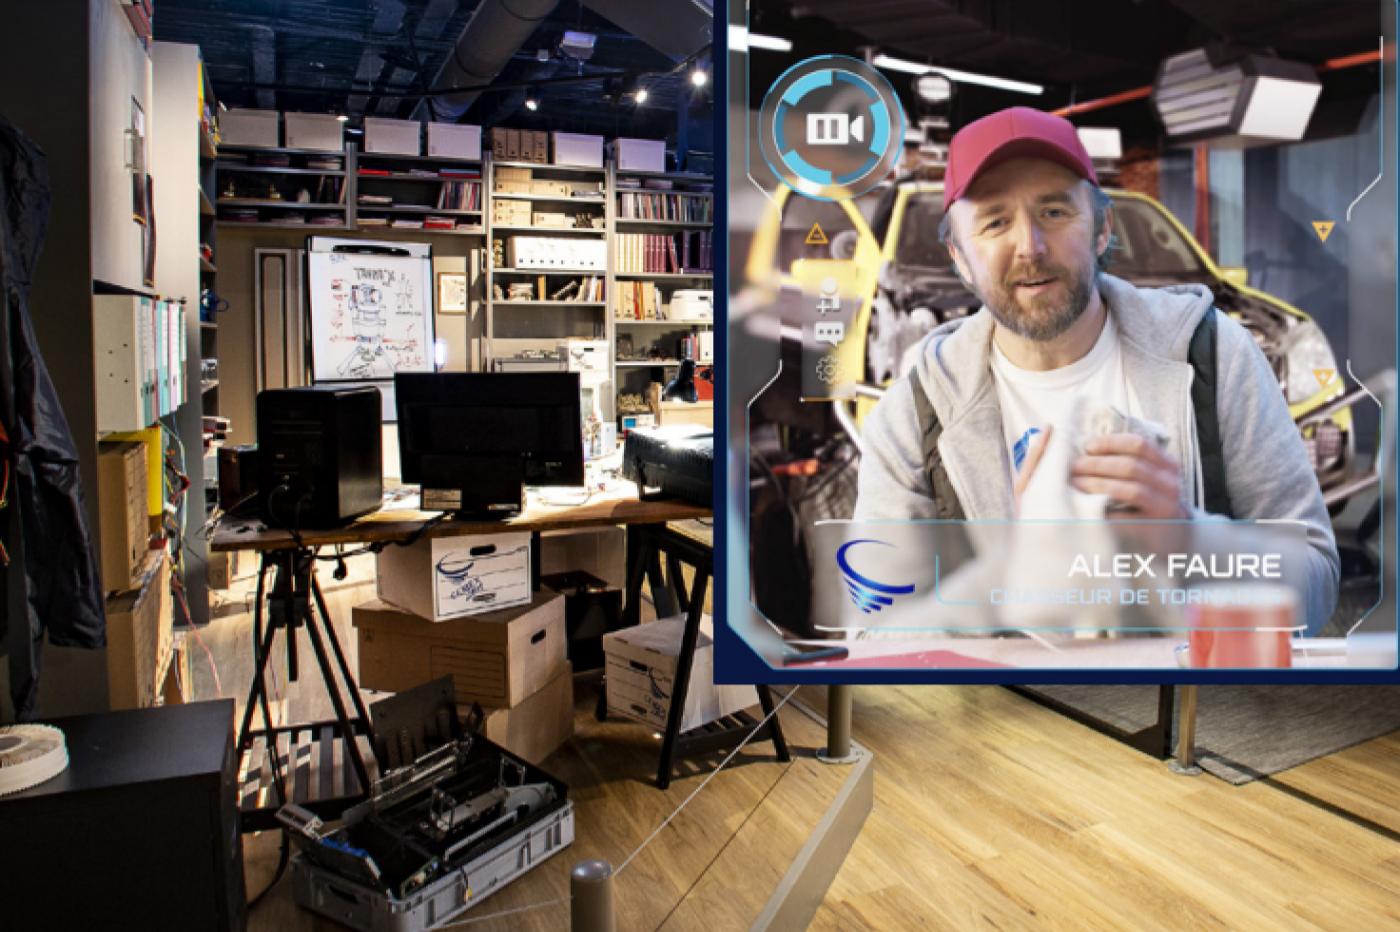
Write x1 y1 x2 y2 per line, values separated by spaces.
990 312 1141 483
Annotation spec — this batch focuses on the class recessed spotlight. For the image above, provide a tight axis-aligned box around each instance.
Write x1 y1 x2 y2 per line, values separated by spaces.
634 87 649 104
691 68 708 87
524 89 539 111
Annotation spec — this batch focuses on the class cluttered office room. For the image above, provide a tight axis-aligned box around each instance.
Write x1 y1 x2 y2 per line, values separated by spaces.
0 3 851 930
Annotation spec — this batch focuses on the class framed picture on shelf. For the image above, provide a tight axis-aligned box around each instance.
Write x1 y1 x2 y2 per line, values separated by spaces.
437 271 468 313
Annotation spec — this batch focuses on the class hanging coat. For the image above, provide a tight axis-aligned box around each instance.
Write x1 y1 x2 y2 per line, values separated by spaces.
0 117 105 719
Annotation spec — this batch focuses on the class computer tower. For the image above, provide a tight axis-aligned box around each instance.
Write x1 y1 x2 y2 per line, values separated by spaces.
257 385 383 529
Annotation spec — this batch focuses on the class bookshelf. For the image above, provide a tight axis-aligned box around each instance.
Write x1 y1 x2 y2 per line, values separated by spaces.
355 149 483 233
212 148 715 431
215 145 349 227
196 55 220 519
610 168 715 408
485 161 610 367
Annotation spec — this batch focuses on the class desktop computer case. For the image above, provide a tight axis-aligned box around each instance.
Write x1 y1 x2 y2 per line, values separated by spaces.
257 385 383 528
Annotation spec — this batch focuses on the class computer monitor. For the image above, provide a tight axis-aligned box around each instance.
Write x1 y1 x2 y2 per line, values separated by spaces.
394 372 584 516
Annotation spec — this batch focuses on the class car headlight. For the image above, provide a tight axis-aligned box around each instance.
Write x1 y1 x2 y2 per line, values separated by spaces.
1280 320 1339 405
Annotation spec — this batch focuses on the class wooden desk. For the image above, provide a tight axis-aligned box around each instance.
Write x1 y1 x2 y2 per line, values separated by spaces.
210 483 709 552
212 485 716 826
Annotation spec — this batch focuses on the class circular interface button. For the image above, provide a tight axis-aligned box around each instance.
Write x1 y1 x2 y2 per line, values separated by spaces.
759 55 905 201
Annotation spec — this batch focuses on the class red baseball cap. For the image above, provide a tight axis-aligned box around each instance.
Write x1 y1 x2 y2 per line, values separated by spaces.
944 107 1097 205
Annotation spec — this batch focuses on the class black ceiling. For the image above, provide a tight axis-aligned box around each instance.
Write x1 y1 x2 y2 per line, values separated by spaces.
748 0 1384 145
153 0 714 141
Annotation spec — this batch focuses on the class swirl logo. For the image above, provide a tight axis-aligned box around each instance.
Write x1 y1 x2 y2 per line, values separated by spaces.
837 539 915 613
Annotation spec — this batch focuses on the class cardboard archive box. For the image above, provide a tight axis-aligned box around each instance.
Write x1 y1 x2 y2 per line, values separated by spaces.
220 108 279 147
427 122 481 160
97 440 150 593
363 117 421 155
376 531 531 620
106 549 173 710
552 132 604 168
609 138 666 173
354 593 566 707
465 660 574 764
604 616 758 732
283 112 344 151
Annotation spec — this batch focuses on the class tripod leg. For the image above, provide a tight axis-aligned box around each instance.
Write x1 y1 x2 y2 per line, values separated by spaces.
301 598 372 795
310 570 372 728
237 552 288 805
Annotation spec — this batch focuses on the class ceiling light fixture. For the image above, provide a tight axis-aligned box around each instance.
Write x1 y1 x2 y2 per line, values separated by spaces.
872 53 1043 95
728 26 793 53
524 89 540 111
1152 48 1321 145
634 86 649 105
335 113 349 123
691 68 708 87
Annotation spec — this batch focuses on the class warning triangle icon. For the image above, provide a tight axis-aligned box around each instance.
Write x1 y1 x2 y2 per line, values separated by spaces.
805 223 829 246
1312 221 1335 243
1313 368 1336 388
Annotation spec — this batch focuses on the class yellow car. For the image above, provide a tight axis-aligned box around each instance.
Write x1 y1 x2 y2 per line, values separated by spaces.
743 179 1355 506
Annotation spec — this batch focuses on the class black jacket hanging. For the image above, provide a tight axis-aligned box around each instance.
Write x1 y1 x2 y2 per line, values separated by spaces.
0 117 105 718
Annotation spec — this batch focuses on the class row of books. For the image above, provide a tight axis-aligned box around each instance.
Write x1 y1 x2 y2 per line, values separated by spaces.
614 232 713 274
357 168 481 180
220 209 343 226
356 216 475 230
613 281 664 320
438 181 481 210
616 192 713 223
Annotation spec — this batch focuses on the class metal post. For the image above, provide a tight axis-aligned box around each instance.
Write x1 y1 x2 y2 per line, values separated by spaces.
818 684 858 764
1169 685 1202 775
570 859 615 932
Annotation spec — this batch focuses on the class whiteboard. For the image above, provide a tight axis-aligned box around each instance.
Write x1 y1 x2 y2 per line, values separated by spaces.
307 237 434 383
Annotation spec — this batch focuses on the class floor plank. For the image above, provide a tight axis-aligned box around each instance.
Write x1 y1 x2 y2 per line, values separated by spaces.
812 685 1400 931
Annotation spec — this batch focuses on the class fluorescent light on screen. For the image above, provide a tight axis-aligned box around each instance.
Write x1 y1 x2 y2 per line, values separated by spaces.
728 25 793 53
872 54 1043 95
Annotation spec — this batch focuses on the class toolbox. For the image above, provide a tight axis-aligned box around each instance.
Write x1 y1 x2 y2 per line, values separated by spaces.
281 679 574 932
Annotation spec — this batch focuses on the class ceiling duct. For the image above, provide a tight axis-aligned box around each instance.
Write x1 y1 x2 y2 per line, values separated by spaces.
425 0 561 122
582 0 712 61
1152 48 1322 147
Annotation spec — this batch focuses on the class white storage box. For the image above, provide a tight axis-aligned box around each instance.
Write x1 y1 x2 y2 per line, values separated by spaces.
283 112 344 151
220 108 279 148
609 137 666 173
376 532 531 620
551 131 604 168
557 339 609 376
364 117 422 155
505 236 606 270
604 616 758 732
669 290 713 321
427 121 482 160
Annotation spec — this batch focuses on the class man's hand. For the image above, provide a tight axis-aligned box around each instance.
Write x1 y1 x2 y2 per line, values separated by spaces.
1070 433 1186 519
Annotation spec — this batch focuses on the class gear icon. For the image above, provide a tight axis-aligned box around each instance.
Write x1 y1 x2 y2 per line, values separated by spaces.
815 355 840 384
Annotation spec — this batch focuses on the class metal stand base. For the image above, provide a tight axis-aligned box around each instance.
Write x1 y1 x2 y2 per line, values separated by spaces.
235 548 374 832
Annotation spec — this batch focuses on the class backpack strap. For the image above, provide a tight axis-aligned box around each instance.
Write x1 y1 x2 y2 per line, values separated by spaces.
1187 308 1233 518
910 371 966 519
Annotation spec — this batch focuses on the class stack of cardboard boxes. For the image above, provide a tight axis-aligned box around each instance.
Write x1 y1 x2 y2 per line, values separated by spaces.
353 532 575 764
488 128 550 163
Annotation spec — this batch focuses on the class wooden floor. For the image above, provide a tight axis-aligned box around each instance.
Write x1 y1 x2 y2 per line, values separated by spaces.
202 554 856 931
199 559 1400 930
243 688 844 931
808 685 1400 931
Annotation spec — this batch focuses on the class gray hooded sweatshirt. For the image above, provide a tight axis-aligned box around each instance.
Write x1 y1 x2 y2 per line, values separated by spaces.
854 273 1340 630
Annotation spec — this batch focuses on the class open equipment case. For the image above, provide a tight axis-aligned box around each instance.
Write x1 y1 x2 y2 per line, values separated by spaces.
278 679 574 932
